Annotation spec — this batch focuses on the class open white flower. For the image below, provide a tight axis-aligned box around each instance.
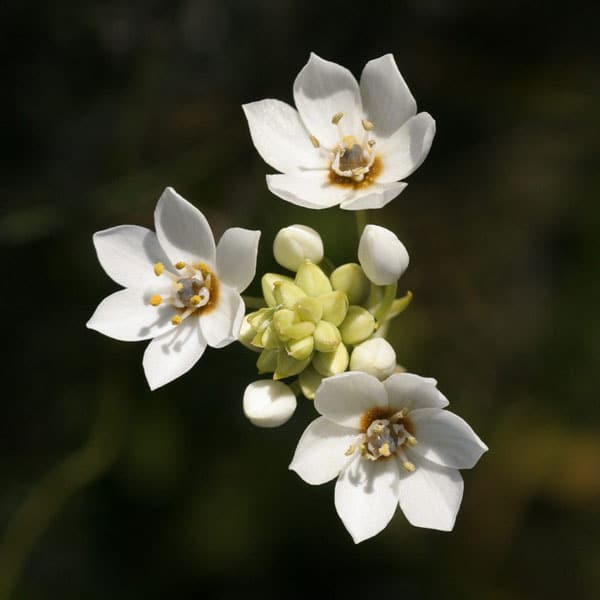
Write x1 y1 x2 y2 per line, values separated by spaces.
243 53 435 210
87 187 261 390
290 371 487 543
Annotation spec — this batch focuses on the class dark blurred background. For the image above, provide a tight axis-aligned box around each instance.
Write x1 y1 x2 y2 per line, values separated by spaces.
1 1 599 598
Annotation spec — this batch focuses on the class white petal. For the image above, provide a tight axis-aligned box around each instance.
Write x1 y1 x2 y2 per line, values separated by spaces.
398 454 463 531
86 287 175 342
243 380 297 428
377 113 436 183
358 224 409 285
293 53 363 148
142 316 207 390
199 285 244 348
242 99 326 174
216 228 261 293
289 417 356 484
93 225 172 289
339 182 408 211
360 54 417 138
384 372 449 411
314 372 387 429
335 456 400 543
154 187 216 266
266 172 347 209
409 408 488 469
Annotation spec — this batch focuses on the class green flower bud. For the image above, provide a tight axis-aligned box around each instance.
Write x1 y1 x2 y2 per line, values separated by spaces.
273 280 306 309
238 316 259 351
280 321 316 341
339 306 376 346
260 325 280 350
312 342 349 377
247 307 275 331
319 291 349 326
257 349 278 373
330 263 370 305
272 309 295 340
275 352 311 380
295 261 332 297
299 366 323 400
286 336 315 360
294 297 323 324
261 273 295 307
313 320 341 353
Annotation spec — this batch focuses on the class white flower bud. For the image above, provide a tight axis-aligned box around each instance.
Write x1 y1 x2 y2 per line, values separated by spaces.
350 338 397 380
243 380 297 428
358 224 409 286
273 225 324 272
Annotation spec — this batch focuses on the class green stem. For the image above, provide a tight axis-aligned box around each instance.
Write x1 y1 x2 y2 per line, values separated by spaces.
242 295 266 309
355 210 368 239
0 392 126 599
374 283 398 322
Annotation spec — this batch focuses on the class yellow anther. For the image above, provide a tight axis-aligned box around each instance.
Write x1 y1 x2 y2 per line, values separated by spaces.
362 119 374 131
175 282 184 292
379 443 391 457
149 294 163 307
402 461 416 472
175 261 186 270
153 262 165 276
190 295 202 306
406 435 418 447
171 315 183 326
368 139 376 147
344 444 356 456
331 111 344 124
309 134 320 148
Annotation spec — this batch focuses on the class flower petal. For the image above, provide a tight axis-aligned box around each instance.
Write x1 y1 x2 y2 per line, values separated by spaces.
142 316 207 390
384 372 449 411
339 182 408 211
293 53 362 148
242 99 326 174
314 372 387 429
199 285 244 348
377 113 436 183
360 54 417 138
154 187 216 266
409 408 488 469
289 416 356 484
216 227 261 293
266 172 347 209
92 225 172 289
86 287 175 342
335 456 400 543
358 224 409 285
244 380 297 428
398 453 463 531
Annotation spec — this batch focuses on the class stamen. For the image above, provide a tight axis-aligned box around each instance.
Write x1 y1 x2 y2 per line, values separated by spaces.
153 262 165 276
345 444 356 456
190 295 202 306
368 139 376 147
406 435 418 447
175 261 186 270
309 134 320 148
379 443 391 457
402 460 416 472
171 315 183 326
361 119 374 131
149 294 163 307
331 112 344 125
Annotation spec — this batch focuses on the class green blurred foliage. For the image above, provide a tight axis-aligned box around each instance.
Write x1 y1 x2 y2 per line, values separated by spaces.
1 0 599 598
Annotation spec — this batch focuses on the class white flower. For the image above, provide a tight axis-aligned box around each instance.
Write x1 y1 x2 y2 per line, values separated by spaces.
289 371 487 543
243 53 435 211
243 380 297 427
87 187 261 390
350 338 397 380
358 224 409 286
273 224 324 272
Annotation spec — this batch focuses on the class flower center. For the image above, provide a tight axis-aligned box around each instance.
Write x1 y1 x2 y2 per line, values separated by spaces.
345 406 418 471
309 113 380 186
149 261 219 326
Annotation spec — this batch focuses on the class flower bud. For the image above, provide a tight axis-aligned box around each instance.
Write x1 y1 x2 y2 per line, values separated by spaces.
350 338 397 380
319 291 349 326
243 380 297 428
330 263 370 305
299 366 323 400
286 336 315 360
339 306 376 346
273 280 306 309
312 342 349 377
261 273 294 307
313 321 341 352
358 225 409 286
273 224 324 272
294 297 323 324
239 316 259 351
275 352 311 380
257 349 277 373
295 260 332 298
